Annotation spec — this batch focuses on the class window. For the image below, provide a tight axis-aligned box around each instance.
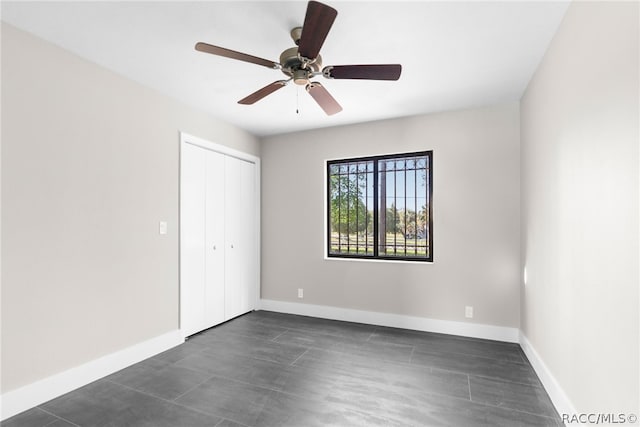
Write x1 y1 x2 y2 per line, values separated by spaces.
327 151 433 262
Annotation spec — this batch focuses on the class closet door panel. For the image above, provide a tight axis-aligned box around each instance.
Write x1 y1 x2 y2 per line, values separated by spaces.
224 156 243 319
204 150 226 328
238 159 256 314
225 157 256 319
180 143 206 336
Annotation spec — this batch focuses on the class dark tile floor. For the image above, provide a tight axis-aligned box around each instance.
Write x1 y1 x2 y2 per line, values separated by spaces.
2 311 561 426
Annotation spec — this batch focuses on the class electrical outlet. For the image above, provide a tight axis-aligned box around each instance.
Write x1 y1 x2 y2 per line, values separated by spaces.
298 288 304 299
159 221 168 235
465 306 473 318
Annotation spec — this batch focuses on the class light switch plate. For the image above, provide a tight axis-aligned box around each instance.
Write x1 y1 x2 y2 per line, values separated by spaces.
159 221 168 235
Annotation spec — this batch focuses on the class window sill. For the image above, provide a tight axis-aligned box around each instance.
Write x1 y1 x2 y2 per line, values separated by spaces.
324 255 433 265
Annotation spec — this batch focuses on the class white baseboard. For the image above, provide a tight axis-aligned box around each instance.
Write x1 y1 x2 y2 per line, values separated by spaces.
0 330 183 421
259 299 520 342
519 332 576 425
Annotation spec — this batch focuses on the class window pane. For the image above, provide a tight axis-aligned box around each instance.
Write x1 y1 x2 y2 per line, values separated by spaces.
377 154 430 259
328 160 374 257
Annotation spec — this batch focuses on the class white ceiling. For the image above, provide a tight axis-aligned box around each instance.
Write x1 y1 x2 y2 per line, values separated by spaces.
1 1 569 137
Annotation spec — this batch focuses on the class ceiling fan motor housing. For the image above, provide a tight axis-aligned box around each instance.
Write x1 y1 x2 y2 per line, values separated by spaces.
279 46 322 85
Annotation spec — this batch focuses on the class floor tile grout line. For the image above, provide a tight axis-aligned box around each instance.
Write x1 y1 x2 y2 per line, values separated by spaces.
289 348 310 366
410 334 523 347
101 378 230 421
37 406 82 427
107 360 209 392
279 326 525 365
297 344 413 367
190 329 304 351
163 371 284 426
214 417 252 427
103 378 195 404
265 322 379 342
298 356 472 397
200 329 308 350
394 383 561 423
195 328 269 344
210 327 294 344
300 374 561 424
413 364 542 388
153 365 294 398
412 383 562 423
412 346 530 366
155 355 216 377
152 344 209 366
365 331 375 342
171 371 219 402
465 372 546 389
298 343 462 378
364 324 520 347
269 328 290 342
197 344 306 367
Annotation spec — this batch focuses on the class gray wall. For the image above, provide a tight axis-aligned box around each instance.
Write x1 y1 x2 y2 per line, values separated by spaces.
261 104 521 327
1 23 259 392
520 1 638 413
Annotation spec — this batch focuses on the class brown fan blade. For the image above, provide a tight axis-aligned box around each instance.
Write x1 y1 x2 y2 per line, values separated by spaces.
306 82 342 115
195 42 279 69
238 81 288 105
298 1 337 60
323 64 402 80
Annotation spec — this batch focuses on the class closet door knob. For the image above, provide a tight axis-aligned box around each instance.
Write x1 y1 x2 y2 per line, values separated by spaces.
213 245 216 250
231 244 234 249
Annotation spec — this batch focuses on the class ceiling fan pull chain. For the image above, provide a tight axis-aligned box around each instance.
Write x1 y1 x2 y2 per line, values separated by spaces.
296 86 300 114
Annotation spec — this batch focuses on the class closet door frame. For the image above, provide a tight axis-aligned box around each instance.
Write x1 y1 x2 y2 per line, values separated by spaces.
179 132 261 339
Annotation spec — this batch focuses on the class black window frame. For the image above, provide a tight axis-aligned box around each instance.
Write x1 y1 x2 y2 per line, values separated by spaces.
326 150 433 262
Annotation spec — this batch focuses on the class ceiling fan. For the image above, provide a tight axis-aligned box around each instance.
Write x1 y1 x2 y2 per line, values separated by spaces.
195 0 402 115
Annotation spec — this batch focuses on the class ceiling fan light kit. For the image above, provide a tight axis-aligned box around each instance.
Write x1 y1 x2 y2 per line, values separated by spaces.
195 0 402 115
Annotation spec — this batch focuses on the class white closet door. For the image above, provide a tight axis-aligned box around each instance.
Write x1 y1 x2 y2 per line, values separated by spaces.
224 156 256 319
181 134 258 335
238 158 256 314
180 143 206 337
224 155 243 319
204 150 225 328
